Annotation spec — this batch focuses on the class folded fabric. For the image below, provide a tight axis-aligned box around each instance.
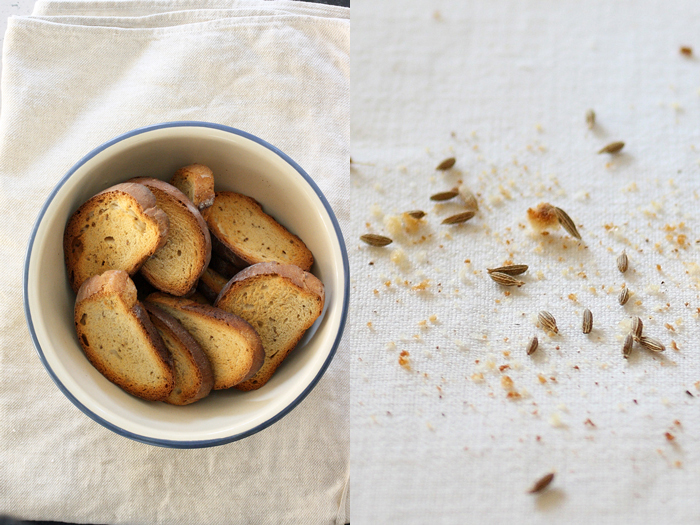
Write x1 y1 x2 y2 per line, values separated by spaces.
0 2 349 524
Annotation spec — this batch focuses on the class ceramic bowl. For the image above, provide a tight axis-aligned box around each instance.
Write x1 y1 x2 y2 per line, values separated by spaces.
23 122 348 448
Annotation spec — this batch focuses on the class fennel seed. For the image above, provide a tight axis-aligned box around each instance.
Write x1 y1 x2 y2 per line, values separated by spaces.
489 272 524 287
487 264 528 276
554 207 582 239
360 234 393 247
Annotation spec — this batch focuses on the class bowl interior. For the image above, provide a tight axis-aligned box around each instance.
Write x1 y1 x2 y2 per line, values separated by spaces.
25 124 347 446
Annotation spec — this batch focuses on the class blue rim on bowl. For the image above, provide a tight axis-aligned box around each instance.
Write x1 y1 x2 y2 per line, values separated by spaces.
23 121 349 448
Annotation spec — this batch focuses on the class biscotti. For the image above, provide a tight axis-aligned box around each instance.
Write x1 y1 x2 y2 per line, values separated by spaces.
64 183 169 292
206 191 314 271
145 293 265 390
74 270 174 401
144 302 214 405
214 262 324 390
130 178 211 296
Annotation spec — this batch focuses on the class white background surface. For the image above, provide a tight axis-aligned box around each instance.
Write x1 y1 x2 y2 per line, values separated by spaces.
350 1 700 523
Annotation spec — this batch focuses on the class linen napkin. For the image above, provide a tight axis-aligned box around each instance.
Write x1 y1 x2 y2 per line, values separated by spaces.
350 0 699 523
0 2 349 524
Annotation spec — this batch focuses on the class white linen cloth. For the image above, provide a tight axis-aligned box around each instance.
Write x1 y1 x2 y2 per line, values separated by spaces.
350 1 700 523
0 2 349 524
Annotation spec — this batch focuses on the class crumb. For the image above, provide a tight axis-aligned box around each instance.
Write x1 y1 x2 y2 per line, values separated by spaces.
367 321 373 330
384 215 402 237
506 391 522 400
537 374 547 384
527 202 559 232
665 432 675 441
429 314 438 324
385 342 396 351
401 212 423 234
412 280 430 291
501 376 514 390
680 46 693 56
471 372 485 382
548 413 563 427
499 364 511 372
568 293 578 302
373 289 379 295
390 248 409 269
398 350 411 369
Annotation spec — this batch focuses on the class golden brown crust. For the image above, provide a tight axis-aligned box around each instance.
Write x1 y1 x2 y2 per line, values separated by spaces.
210 234 251 272
74 271 174 401
170 164 215 212
144 302 214 405
187 291 211 305
206 192 314 271
197 267 229 303
215 262 324 391
218 262 325 306
145 293 265 386
64 183 170 292
97 184 170 250
129 178 212 296
75 269 137 305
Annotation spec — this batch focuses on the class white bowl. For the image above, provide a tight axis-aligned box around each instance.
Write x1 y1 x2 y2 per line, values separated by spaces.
23 122 349 448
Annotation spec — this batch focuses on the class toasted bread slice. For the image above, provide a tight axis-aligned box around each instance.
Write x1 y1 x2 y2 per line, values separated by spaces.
214 262 324 391
206 192 314 271
188 291 211 305
144 303 214 405
145 293 264 390
170 164 215 214
74 270 174 401
64 183 169 293
197 267 229 303
130 178 211 296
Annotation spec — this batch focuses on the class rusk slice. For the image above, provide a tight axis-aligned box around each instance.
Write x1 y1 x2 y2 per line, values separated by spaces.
64 183 169 293
197 267 229 303
131 178 211 296
74 270 174 401
145 293 264 390
214 262 324 391
170 164 215 213
206 191 314 271
144 303 214 405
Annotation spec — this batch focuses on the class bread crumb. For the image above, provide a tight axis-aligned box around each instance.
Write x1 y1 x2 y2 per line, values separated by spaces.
412 280 430 291
527 203 559 233
385 342 396 351
384 215 402 237
471 372 485 382
398 350 411 369
537 374 547 384
501 376 514 390
548 413 564 427
390 248 409 270
665 432 675 441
